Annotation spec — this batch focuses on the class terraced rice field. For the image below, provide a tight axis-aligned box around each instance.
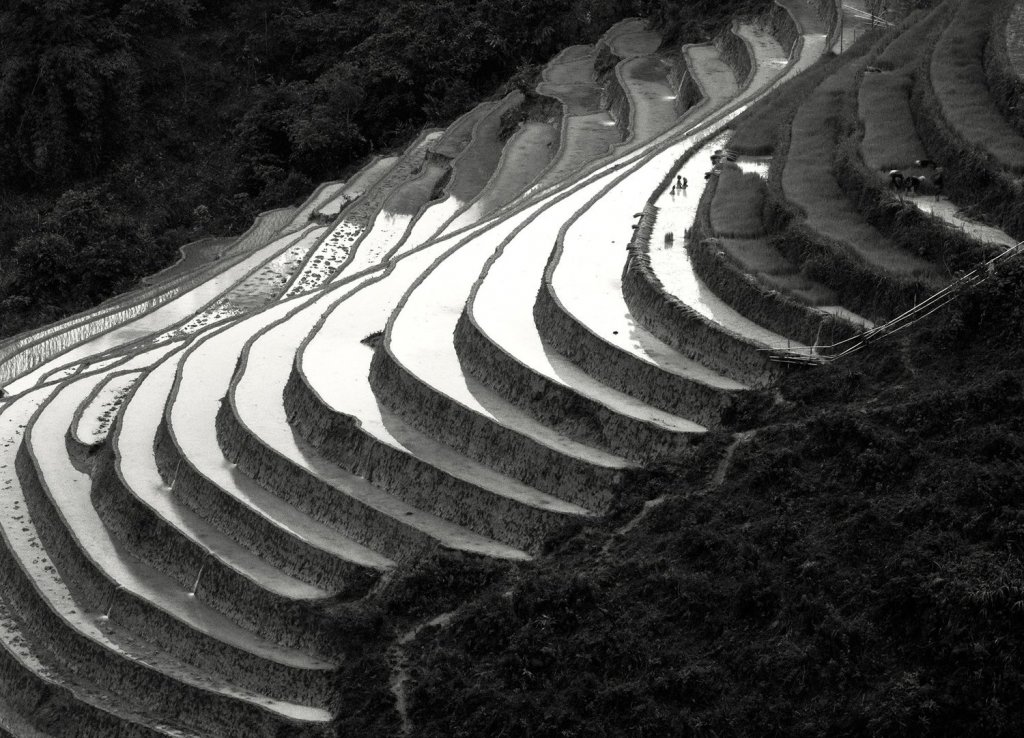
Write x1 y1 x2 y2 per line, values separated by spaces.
931 0 1024 172
0 1 1019 733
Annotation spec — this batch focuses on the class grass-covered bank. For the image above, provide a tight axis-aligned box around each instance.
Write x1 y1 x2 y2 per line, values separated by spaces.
327 260 1024 737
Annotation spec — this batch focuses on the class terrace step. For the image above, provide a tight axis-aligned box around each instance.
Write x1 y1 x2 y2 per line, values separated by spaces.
462 258 704 463
218 206 307 261
857 2 954 173
284 155 401 235
378 209 633 512
25 376 337 704
775 0 830 59
538 133 749 417
284 129 445 297
43 338 187 391
639 139 866 352
3 224 319 396
71 370 142 449
341 155 451 275
445 120 560 232
783 46 945 316
630 134 819 377
605 18 661 59
532 46 623 193
399 102 501 249
1 389 332 737
282 230 578 556
614 52 680 151
432 93 525 239
279 180 348 237
523 13 815 400
0 592 202 737
290 330 568 557
733 21 789 94
164 300 392 594
25 375 337 700
931 0 1024 173
158 225 330 341
334 155 403 207
678 42 739 122
96 352 341 654
224 279 529 562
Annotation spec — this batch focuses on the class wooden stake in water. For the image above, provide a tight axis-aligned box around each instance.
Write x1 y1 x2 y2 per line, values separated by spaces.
102 585 122 620
190 554 210 596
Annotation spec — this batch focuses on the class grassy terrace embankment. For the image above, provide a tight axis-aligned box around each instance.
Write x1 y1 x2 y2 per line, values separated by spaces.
985 0 1024 135
911 2 1024 240
931 0 1024 173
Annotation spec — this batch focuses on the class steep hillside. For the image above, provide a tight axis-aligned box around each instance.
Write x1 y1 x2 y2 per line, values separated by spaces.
0 0 1021 736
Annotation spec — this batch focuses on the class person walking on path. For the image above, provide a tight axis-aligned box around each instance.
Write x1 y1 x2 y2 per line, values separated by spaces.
933 167 944 200
889 169 904 190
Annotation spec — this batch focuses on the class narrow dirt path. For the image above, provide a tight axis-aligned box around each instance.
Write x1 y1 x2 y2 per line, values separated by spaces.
601 430 756 556
389 611 456 736
906 195 1021 249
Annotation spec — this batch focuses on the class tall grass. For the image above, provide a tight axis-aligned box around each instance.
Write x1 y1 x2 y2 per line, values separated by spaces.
859 72 927 170
687 172 862 349
749 36 939 320
858 4 951 171
930 0 1024 173
911 47 1024 240
982 0 1024 136
874 3 953 70
783 44 940 279
709 163 767 237
728 54 846 155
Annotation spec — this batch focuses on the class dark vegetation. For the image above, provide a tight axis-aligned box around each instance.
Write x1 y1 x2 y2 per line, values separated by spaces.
2 0 742 339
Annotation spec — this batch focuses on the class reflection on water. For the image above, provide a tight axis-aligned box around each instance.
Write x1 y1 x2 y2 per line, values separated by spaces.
75 371 141 445
341 211 414 275
647 134 809 350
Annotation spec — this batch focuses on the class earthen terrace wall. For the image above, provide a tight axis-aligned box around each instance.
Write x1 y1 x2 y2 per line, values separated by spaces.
453 309 699 462
283 360 564 554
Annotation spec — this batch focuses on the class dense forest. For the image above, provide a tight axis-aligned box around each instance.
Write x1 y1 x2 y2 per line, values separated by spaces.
0 0 754 338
